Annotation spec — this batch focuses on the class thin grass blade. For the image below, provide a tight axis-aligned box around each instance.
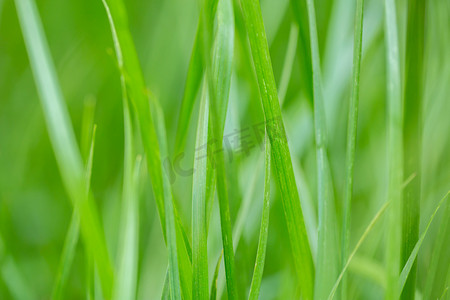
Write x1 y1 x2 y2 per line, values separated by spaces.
248 135 271 300
237 0 314 298
14 0 114 296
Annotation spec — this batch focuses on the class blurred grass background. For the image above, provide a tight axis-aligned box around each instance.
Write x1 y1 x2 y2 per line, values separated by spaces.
0 0 449 298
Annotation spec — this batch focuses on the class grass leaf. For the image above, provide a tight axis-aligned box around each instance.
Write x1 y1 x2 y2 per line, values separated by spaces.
341 0 365 297
14 0 114 296
238 0 314 298
248 135 271 300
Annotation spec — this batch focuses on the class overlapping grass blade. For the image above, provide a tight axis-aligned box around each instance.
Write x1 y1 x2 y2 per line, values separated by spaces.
401 0 425 297
424 195 450 299
384 0 403 297
328 201 391 300
304 0 339 297
101 0 185 297
201 0 237 297
397 191 450 298
14 0 114 296
341 0 365 297
238 0 314 298
113 75 140 300
192 83 210 299
248 135 271 300
52 121 97 300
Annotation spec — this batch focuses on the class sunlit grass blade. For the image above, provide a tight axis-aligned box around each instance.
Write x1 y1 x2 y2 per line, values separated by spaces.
304 0 339 297
341 0 365 298
14 0 114 297
278 22 299 107
424 195 450 299
52 122 97 300
192 83 210 299
248 135 271 300
113 75 140 300
237 0 314 298
328 201 390 300
384 0 403 297
201 0 237 297
210 252 223 300
398 191 450 298
401 0 425 297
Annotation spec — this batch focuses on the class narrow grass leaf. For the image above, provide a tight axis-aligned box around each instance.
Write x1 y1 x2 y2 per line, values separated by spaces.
328 201 391 300
401 0 425 297
398 191 450 298
248 135 271 300
238 0 314 297
304 0 339 297
384 0 403 297
14 0 114 296
192 83 210 299
341 0 365 298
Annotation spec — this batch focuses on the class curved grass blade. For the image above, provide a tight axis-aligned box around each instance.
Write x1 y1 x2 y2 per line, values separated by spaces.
201 0 237 297
248 135 271 300
52 123 97 300
341 0 365 298
278 23 299 107
14 0 114 296
304 0 339 297
101 0 186 298
401 0 426 297
397 191 450 298
384 0 403 297
210 252 223 300
192 83 210 299
328 201 391 300
237 0 314 297
424 195 450 299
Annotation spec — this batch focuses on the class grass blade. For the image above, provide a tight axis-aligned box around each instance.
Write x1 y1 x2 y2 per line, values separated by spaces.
248 135 271 300
328 201 391 300
52 121 97 300
397 191 450 298
238 0 314 298
14 0 114 296
401 0 425 297
341 0 365 297
101 0 187 298
192 83 210 299
384 0 403 297
304 0 339 297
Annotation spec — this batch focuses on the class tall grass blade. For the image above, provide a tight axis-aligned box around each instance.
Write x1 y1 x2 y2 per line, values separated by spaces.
304 0 339 297
248 135 271 300
101 0 185 298
341 0 365 297
192 83 210 299
397 191 450 298
401 0 425 297
384 0 403 297
328 201 390 300
201 0 237 297
14 0 114 296
52 122 97 300
238 0 314 298
424 196 450 300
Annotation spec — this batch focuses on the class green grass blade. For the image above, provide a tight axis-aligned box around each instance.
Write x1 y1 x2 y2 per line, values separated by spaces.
14 0 114 296
341 0 365 298
328 201 391 300
201 0 237 297
384 0 403 297
192 83 210 299
398 191 450 298
401 0 425 297
52 123 97 300
210 252 223 300
278 23 299 107
238 0 314 298
424 195 450 299
304 0 339 297
248 136 271 300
